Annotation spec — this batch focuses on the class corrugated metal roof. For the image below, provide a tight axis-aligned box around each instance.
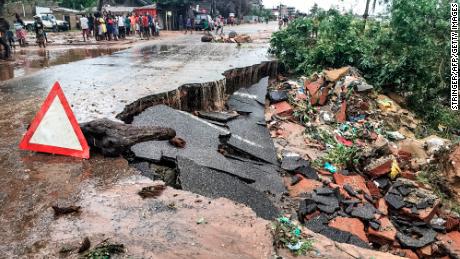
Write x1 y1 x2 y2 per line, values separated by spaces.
134 4 157 10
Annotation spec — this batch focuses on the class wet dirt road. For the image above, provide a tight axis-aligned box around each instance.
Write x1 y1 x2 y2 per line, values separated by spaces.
0 23 278 258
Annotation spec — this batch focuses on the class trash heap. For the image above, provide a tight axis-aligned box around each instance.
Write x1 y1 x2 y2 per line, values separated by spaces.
266 67 460 258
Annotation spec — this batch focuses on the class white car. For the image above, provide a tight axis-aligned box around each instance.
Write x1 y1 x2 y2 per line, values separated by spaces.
24 14 68 32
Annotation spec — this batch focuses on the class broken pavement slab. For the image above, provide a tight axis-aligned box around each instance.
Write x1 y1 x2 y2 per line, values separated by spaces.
177 157 279 220
131 105 285 195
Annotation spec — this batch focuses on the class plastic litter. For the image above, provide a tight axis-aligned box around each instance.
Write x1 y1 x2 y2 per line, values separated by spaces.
389 160 401 180
287 241 304 251
324 162 337 173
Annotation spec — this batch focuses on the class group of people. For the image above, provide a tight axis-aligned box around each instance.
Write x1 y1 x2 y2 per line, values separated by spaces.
79 12 160 42
0 13 48 59
183 15 228 36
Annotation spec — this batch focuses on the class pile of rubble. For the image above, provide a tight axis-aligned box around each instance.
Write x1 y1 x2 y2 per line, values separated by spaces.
266 67 460 258
201 31 252 44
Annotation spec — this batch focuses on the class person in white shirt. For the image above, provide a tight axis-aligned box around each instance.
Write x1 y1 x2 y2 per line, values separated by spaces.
118 15 126 39
80 15 89 42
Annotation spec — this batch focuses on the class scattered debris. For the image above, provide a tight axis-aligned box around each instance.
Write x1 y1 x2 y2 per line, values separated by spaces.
52 205 81 216
78 237 91 254
138 184 167 199
272 217 314 256
265 67 460 257
169 137 186 148
84 240 124 258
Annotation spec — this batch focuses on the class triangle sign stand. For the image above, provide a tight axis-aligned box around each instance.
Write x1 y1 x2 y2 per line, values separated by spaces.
19 82 90 159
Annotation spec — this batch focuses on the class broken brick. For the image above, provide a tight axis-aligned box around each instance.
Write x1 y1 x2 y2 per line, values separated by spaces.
398 150 413 161
399 249 419 259
400 171 417 180
377 198 388 215
272 101 293 117
417 245 433 257
336 102 347 123
445 216 460 232
318 86 331 105
366 159 393 177
438 231 460 258
368 216 397 244
328 216 369 243
366 181 382 199
305 79 324 105
401 200 440 222
286 176 322 197
336 135 353 147
333 173 370 196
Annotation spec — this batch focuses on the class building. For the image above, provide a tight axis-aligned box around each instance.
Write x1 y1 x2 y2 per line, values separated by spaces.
287 6 296 16
133 4 157 16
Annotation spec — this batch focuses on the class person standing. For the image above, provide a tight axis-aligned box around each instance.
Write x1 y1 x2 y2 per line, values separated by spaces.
0 18 11 59
88 14 94 38
33 16 46 48
80 14 89 42
125 14 131 36
14 13 26 47
136 15 142 38
118 15 125 39
142 13 149 39
215 16 224 36
184 17 192 34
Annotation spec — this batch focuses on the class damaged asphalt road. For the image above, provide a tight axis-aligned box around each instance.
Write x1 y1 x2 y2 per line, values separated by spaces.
131 77 285 220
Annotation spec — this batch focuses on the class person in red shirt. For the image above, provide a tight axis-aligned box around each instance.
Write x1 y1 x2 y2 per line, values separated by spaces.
142 14 149 39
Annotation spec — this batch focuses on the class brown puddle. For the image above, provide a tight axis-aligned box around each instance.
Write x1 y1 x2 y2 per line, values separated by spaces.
0 47 125 82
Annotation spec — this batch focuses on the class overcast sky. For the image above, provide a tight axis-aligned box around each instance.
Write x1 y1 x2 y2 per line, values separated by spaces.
262 0 386 15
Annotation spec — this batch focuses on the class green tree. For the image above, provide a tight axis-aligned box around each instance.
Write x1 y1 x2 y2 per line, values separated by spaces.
59 0 97 10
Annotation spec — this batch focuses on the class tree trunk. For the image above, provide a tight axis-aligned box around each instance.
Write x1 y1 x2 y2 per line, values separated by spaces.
0 0 5 18
363 0 371 20
363 0 371 30
97 0 103 12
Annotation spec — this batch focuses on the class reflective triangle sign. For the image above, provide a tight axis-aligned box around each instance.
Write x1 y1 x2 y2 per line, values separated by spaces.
19 82 90 159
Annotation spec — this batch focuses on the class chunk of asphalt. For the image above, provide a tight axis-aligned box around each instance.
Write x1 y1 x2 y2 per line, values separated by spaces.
177 157 278 220
268 90 289 103
318 227 371 249
374 176 390 189
317 204 338 214
385 193 405 210
297 165 319 181
345 204 354 214
314 187 335 196
343 184 358 197
196 111 239 123
281 155 309 171
131 162 161 181
351 203 376 221
416 200 429 210
305 214 329 232
312 193 339 208
369 219 381 230
341 199 360 205
398 186 412 196
396 227 437 248
291 175 302 185
364 193 374 203
298 199 317 223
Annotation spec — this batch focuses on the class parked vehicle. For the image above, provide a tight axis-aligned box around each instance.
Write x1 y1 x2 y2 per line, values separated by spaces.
194 14 214 31
24 14 68 32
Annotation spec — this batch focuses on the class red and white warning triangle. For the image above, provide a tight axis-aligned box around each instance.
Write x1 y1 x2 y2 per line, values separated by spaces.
19 82 90 159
